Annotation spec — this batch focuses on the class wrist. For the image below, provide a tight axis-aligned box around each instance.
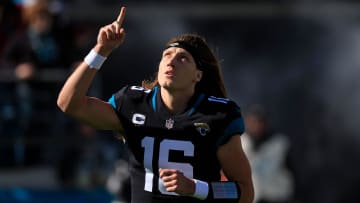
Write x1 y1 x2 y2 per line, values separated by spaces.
84 49 107 70
93 44 113 57
191 181 241 200
192 179 209 200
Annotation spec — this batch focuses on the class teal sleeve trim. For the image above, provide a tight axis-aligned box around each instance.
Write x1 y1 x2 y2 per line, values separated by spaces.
216 117 245 147
151 86 158 112
108 95 117 110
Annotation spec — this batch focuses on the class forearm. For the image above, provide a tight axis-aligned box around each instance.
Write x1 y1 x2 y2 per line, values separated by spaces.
57 42 115 113
217 136 254 203
237 181 254 203
160 168 244 202
57 61 98 114
225 160 254 203
233 158 254 203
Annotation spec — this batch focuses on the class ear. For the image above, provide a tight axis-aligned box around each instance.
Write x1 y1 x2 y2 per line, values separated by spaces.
195 70 203 82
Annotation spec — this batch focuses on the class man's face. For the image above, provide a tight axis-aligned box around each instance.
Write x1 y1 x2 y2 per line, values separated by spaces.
245 115 267 138
158 47 202 92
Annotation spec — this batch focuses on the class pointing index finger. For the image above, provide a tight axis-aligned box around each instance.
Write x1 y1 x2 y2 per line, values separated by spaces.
116 6 126 25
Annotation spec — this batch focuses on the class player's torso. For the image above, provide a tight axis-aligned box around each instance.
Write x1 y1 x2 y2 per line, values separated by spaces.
117 86 228 201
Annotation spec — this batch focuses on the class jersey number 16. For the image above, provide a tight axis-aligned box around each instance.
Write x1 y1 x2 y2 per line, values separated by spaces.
141 136 194 196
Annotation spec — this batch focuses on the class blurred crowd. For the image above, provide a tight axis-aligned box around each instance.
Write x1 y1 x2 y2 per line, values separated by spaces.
1 1 360 203
0 0 122 189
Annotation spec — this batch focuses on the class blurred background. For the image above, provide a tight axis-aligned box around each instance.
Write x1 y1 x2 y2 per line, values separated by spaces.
1 0 360 203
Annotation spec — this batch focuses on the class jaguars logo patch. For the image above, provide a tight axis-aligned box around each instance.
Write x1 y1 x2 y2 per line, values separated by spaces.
194 122 210 136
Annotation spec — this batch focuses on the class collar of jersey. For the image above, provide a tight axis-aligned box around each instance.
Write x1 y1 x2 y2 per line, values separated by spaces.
151 85 205 117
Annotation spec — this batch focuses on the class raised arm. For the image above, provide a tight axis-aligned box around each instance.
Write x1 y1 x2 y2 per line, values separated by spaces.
57 7 126 131
217 135 254 203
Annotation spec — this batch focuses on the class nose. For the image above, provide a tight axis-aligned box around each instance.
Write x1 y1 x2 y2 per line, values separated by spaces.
166 54 177 67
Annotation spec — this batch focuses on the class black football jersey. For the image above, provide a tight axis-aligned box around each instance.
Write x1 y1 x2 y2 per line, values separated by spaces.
108 85 244 203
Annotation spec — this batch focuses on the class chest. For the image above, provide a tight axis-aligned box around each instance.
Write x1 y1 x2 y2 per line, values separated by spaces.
122 109 225 164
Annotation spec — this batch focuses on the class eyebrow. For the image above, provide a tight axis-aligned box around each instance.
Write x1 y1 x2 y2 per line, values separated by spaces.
163 48 192 58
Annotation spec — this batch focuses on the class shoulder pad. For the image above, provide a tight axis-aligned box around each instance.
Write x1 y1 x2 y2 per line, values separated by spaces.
124 85 152 101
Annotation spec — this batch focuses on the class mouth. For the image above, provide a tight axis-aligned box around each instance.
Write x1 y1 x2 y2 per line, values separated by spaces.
165 70 176 78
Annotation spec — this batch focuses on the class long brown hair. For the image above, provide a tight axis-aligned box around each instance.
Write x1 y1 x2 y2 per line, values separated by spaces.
142 33 228 98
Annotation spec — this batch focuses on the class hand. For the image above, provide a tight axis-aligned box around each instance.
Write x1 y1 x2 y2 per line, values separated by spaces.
95 6 126 56
159 168 195 196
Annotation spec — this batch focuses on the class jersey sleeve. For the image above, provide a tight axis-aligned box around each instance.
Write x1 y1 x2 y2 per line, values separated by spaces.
216 101 245 147
108 85 150 119
108 85 129 112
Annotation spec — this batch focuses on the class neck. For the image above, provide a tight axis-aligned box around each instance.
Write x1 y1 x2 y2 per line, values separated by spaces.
160 87 195 115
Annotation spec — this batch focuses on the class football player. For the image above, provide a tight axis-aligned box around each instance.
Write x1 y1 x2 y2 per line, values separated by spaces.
57 6 254 203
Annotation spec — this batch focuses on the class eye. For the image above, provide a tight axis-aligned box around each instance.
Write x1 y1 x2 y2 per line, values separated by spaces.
163 51 171 58
179 54 189 62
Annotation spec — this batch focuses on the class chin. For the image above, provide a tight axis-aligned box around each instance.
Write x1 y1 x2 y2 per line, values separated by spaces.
159 79 174 88
161 83 181 93
161 83 174 90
